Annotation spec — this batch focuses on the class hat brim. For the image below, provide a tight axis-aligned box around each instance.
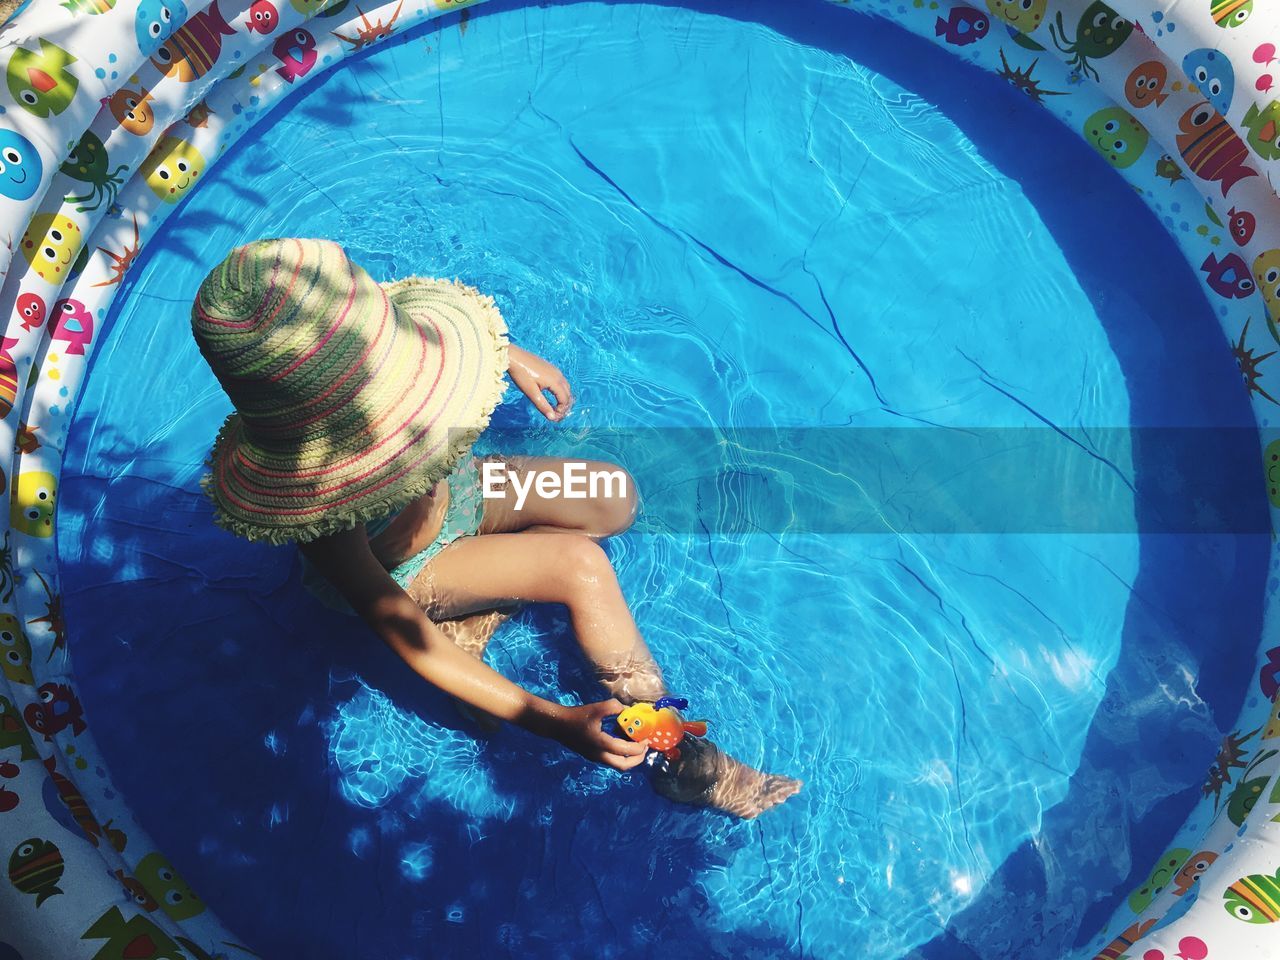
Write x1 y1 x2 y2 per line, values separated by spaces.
201 276 509 545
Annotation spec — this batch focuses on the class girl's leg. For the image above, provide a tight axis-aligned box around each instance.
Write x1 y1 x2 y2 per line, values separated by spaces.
428 456 640 728
434 607 519 732
407 531 800 818
409 530 659 700
434 607 517 660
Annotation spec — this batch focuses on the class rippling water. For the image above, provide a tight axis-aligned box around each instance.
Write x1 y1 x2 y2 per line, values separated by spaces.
60 2 1266 958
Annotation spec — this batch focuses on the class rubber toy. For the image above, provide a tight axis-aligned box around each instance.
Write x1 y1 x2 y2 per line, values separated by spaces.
604 696 709 761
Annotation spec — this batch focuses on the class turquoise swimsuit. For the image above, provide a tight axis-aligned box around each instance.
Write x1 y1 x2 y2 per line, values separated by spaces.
299 455 487 615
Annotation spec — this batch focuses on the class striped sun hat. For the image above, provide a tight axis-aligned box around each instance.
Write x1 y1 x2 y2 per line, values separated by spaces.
191 237 509 544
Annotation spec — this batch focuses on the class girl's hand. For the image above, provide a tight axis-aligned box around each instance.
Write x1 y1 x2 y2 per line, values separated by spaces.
508 345 573 422
551 699 649 771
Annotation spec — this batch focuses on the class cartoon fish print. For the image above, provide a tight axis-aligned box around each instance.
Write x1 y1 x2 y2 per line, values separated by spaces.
616 697 709 761
245 0 278 33
11 471 55 538
106 85 155 136
1177 101 1257 197
0 130 41 201
1202 252 1256 298
40 756 124 850
82 907 185 959
1125 60 1168 109
1225 866 1280 922
1211 0 1253 28
1229 207 1257 246
16 424 38 455
19 214 83 283
1266 685 1280 737
139 136 204 204
1084 107 1149 168
1227 748 1276 824
23 682 86 740
1253 250 1280 326
151 2 236 82
1173 850 1218 895
1242 101 1280 162
135 0 187 57
5 40 79 118
0 338 16 420
0 615 32 686
15 293 45 332
135 852 204 920
934 6 989 45
61 0 116 12
59 243 88 282
274 28 319 83
1155 154 1184 184
7 838 63 906
1184 49 1234 115
113 868 159 911
51 298 93 355
1128 848 1190 912
985 0 1047 33
0 695 37 761
185 99 212 128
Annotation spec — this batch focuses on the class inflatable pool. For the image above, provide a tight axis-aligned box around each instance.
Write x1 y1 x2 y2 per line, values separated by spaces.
2 0 1280 957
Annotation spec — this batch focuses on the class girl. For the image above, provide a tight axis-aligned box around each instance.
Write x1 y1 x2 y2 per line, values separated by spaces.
192 236 800 818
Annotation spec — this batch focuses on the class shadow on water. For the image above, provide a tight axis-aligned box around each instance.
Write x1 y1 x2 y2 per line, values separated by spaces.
71 243 808 955
58 1 1267 959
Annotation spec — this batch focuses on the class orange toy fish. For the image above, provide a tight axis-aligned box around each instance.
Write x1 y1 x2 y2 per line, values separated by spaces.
616 697 708 760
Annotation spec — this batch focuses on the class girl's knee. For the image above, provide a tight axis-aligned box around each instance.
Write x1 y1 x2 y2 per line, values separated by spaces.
586 462 637 537
556 534 616 594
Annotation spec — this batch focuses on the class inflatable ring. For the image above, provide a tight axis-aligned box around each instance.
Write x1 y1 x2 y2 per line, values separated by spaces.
1 0 1279 956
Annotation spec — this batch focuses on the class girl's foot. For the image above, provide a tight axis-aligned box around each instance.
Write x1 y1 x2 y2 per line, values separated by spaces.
649 735 802 819
435 606 520 731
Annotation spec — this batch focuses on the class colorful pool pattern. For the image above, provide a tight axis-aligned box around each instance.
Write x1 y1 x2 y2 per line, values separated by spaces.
0 0 1280 957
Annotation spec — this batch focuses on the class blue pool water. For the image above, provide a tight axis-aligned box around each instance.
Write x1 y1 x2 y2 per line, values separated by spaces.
58 1 1267 957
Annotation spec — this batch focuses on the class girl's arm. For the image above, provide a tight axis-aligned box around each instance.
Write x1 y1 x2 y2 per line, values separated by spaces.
507 344 573 421
299 524 647 771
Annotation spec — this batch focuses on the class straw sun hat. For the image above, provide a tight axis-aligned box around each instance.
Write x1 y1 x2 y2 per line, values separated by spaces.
191 237 509 545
